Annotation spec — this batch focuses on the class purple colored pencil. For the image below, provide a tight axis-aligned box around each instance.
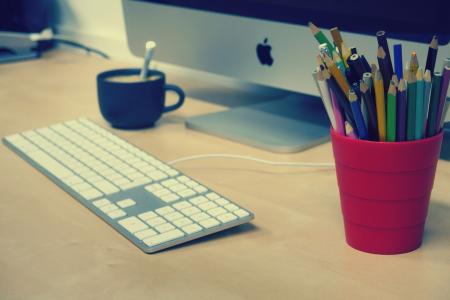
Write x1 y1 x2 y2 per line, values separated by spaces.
397 79 407 141
435 65 450 132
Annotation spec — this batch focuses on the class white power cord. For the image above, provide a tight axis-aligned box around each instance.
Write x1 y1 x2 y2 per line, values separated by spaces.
167 153 335 168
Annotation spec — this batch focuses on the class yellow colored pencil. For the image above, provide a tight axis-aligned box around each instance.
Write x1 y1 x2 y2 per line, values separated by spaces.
323 53 350 98
374 70 386 141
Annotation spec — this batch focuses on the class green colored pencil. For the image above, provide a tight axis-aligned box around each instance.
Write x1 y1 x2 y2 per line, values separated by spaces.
309 22 335 54
387 82 397 141
406 69 417 140
426 72 443 137
415 68 425 139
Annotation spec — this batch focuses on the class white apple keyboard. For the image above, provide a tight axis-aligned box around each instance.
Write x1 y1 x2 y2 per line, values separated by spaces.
3 118 254 253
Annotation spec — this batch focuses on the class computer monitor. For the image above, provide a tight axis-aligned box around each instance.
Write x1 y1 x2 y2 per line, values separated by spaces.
122 0 449 152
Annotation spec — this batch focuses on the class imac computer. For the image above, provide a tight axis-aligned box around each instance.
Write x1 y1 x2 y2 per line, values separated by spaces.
122 0 449 152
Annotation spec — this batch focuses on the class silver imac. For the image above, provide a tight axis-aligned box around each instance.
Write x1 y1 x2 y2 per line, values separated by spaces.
122 0 449 152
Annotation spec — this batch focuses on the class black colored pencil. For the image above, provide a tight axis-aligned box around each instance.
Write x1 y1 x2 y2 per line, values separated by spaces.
360 55 372 73
377 46 392 94
376 30 394 76
425 36 438 77
349 54 366 79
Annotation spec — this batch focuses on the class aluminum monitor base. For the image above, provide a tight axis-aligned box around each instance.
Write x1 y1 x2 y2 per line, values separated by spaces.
185 93 330 153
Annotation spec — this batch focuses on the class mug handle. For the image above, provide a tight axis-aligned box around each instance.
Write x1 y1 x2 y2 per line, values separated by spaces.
163 84 185 113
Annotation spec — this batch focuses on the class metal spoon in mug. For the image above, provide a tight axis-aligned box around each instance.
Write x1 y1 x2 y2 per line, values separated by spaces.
140 41 157 80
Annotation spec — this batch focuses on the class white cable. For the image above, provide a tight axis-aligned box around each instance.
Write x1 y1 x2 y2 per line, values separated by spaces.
167 153 335 167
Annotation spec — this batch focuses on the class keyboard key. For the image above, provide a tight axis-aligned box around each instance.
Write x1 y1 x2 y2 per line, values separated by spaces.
172 201 192 210
145 183 163 193
207 207 227 217
116 199 136 208
94 180 120 195
173 217 192 227
160 193 180 203
214 198 230 206
164 212 183 221
234 209 250 218
135 228 157 240
182 223 202 234
138 211 158 221
199 218 220 229
107 209 126 219
146 217 166 227
153 188 171 197
62 175 84 186
143 229 184 246
28 150 73 179
181 206 201 216
217 213 237 223
185 180 198 188
177 176 189 182
154 223 175 233
148 170 168 181
155 206 175 215
166 169 179 176
100 204 119 213
161 179 178 187
92 198 111 207
193 185 207 193
170 184 188 192
177 189 196 198
224 204 239 212
190 212 209 222
189 196 208 205
118 217 149 233
206 193 220 200
198 201 218 211
72 182 92 192
79 188 103 200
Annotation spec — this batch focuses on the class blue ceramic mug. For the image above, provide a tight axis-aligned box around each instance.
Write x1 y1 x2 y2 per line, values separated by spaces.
97 68 185 129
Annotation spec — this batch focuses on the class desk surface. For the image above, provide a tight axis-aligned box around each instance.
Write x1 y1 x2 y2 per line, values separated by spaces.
1 51 450 300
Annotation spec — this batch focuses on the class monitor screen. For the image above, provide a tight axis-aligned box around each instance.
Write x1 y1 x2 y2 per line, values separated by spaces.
138 0 449 44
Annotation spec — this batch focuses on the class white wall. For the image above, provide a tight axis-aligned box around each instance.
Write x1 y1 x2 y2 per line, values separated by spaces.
54 0 136 61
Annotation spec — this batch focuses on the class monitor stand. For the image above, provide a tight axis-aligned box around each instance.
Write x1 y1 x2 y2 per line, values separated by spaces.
185 91 331 153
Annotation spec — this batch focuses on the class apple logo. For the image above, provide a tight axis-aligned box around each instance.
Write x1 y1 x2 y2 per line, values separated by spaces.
256 38 273 66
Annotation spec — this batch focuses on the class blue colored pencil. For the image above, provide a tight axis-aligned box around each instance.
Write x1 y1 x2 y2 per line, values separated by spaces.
397 79 407 141
393 44 403 79
349 89 368 139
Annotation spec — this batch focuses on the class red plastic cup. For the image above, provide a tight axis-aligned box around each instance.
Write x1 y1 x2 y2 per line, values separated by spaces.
330 129 443 254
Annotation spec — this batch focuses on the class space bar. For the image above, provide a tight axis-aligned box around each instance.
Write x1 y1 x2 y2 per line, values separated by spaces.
27 150 73 179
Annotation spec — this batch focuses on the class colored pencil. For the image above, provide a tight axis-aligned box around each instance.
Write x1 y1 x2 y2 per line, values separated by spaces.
435 65 450 133
333 51 346 72
377 46 392 94
330 27 344 56
360 55 371 73
363 72 373 90
426 72 442 137
340 42 351 68
423 70 432 128
374 70 386 141
392 74 399 87
393 44 403 79
345 121 357 139
323 53 351 98
397 79 407 141
415 68 425 140
329 87 345 135
309 22 335 54
406 68 417 140
386 82 397 142
313 70 336 129
376 31 394 76
349 54 365 79
350 47 357 55
425 36 438 77
325 71 356 128
440 96 450 130
360 81 378 140
319 43 332 59
349 89 368 139
409 52 419 78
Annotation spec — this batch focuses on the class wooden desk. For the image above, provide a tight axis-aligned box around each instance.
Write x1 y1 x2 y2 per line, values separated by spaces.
1 51 449 300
